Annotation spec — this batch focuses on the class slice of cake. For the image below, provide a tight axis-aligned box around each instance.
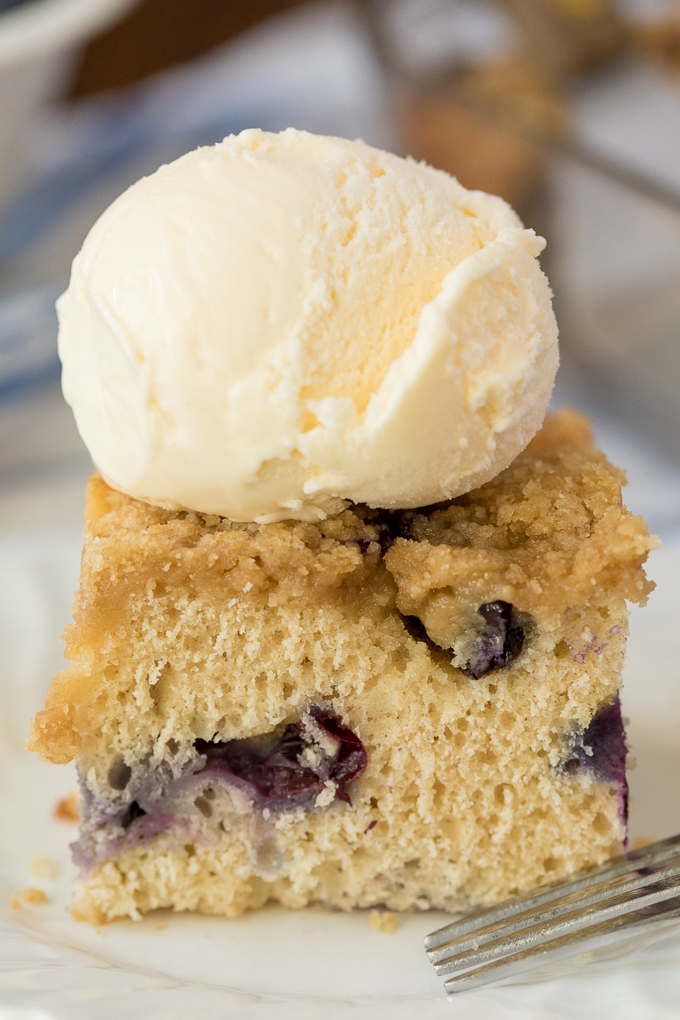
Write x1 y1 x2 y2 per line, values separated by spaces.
28 409 656 924
28 129 656 924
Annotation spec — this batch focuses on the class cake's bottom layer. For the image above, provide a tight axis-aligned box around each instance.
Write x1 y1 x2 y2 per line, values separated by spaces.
72 766 624 924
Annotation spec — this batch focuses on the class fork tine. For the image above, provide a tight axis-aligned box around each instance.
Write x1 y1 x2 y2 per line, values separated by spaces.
428 860 680 965
433 869 680 978
424 833 680 952
443 898 680 994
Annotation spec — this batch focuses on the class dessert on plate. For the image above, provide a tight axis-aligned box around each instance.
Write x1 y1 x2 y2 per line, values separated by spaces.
28 129 656 924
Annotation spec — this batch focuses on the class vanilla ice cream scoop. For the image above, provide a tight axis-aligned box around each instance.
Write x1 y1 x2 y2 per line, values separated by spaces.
58 128 558 522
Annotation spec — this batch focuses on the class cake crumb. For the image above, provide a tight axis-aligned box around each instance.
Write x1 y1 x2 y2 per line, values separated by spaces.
315 780 337 808
53 793 79 822
29 854 59 880
155 922 167 931
631 836 658 850
11 887 48 908
23 887 48 904
369 909 398 933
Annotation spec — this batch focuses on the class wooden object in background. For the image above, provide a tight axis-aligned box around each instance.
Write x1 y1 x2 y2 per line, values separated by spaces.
70 0 311 96
399 61 567 216
632 9 680 77
497 0 625 81
394 0 621 217
400 90 542 212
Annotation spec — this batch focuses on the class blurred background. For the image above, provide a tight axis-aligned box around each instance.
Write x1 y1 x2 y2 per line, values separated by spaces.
2 0 680 538
0 0 679 843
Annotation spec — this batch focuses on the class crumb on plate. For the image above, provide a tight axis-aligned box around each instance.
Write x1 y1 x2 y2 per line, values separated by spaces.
369 909 398 933
53 793 79 823
29 853 59 880
10 887 48 909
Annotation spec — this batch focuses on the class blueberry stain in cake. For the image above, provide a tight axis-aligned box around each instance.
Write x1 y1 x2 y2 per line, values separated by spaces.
460 602 528 679
73 707 366 872
561 696 628 826
562 697 628 785
195 706 367 811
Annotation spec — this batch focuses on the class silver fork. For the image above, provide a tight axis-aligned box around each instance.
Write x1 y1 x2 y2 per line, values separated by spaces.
425 833 680 994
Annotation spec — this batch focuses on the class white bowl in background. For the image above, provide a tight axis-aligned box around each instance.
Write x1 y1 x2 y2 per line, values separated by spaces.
0 0 138 207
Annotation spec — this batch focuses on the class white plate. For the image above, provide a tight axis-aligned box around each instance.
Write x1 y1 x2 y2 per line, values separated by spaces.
2 527 680 1019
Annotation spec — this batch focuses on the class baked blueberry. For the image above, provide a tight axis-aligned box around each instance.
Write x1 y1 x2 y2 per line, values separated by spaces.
461 602 527 679
563 697 627 787
120 800 147 830
195 707 367 810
